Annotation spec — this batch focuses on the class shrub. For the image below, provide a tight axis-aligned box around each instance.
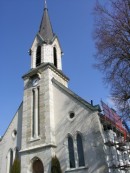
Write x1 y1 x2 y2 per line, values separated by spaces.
10 158 20 173
51 156 62 173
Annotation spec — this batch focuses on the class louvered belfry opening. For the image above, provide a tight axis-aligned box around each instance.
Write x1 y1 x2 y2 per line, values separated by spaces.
36 46 41 67
53 47 57 68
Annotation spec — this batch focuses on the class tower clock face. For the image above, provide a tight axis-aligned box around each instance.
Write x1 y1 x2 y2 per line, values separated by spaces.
32 78 39 86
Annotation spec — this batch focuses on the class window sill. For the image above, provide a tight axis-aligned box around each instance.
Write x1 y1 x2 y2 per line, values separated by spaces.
65 166 88 172
29 137 41 142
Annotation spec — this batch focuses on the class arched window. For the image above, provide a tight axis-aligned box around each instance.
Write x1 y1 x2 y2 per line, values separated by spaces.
7 149 13 173
77 134 85 167
68 136 75 168
32 158 44 173
36 46 41 67
10 149 13 171
53 47 57 68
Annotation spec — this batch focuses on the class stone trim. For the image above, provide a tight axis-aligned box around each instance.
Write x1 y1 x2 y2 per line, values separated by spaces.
65 166 88 172
29 137 41 142
20 143 56 153
22 63 69 82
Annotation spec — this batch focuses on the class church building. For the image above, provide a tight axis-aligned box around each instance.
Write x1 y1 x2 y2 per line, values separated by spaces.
0 2 114 173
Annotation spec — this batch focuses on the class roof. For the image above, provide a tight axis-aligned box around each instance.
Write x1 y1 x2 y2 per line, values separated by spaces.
39 6 54 44
52 78 101 112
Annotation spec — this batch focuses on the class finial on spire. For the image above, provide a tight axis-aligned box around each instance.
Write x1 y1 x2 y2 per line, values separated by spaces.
44 0 47 9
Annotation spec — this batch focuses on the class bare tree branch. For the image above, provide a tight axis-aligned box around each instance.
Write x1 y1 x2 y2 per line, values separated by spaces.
93 0 130 118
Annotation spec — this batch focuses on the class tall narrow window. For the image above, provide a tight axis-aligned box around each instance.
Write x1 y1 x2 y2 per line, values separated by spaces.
10 149 13 172
68 136 75 168
32 89 35 137
77 134 85 167
32 87 40 138
53 47 57 68
36 46 41 67
37 87 40 136
7 149 13 173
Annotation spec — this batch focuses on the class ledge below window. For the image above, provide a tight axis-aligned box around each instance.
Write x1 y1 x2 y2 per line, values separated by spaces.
65 166 88 172
29 137 41 142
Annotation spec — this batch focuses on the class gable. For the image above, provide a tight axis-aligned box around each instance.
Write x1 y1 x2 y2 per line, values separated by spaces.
52 78 100 112
0 103 23 160
52 78 101 134
0 102 23 172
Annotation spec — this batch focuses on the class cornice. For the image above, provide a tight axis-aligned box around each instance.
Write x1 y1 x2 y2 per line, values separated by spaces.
22 63 69 82
20 143 57 153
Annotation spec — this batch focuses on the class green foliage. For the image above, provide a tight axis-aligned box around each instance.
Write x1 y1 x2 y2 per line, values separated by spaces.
51 156 62 173
10 158 20 173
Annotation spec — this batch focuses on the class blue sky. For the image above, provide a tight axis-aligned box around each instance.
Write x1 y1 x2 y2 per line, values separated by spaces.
0 0 110 136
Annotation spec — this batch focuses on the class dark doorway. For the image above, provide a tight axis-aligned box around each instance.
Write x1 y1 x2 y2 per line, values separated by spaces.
33 159 44 173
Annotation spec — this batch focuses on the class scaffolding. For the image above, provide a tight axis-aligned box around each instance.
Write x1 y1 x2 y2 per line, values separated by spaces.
100 101 130 173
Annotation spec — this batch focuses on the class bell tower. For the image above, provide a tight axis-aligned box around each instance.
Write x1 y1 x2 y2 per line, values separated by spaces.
30 0 62 70
20 1 69 168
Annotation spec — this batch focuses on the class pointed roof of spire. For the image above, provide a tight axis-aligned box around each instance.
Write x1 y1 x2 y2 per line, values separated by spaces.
39 0 54 43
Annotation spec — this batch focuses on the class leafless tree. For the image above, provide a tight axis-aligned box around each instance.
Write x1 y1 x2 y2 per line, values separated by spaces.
93 0 130 117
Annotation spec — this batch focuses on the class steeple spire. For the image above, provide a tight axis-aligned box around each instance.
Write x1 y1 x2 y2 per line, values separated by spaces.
39 0 54 43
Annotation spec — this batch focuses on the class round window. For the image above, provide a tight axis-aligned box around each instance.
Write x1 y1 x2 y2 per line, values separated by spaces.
12 130 17 139
69 112 75 119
